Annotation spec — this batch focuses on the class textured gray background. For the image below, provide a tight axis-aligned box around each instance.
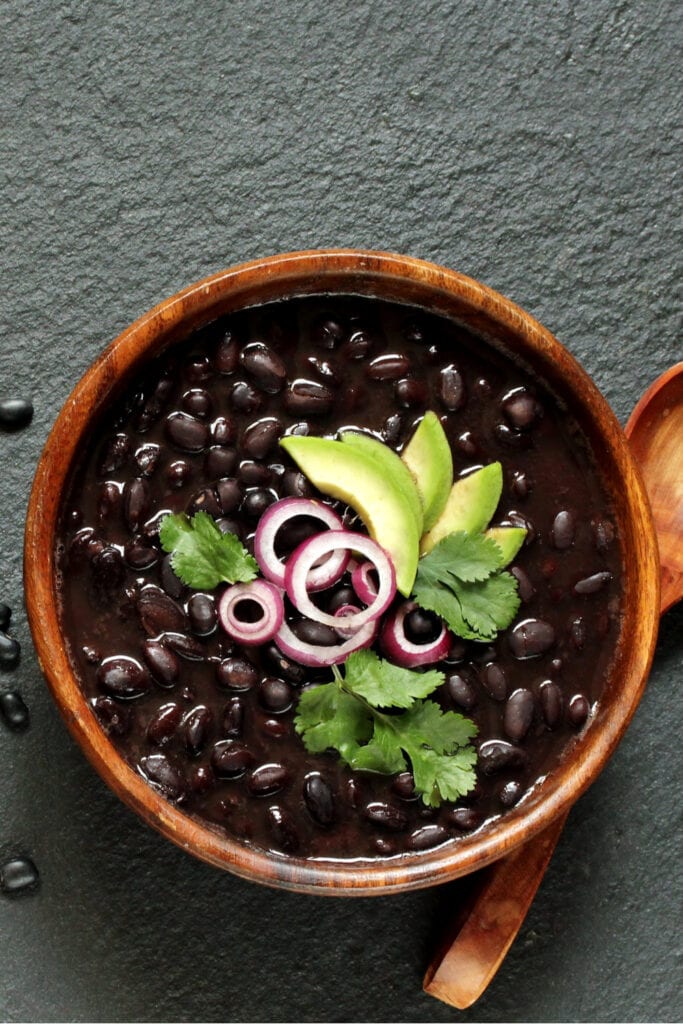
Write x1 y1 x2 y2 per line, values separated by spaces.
1 1 681 1021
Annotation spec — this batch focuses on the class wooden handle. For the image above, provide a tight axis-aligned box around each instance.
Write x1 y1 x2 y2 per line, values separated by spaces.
423 813 569 1009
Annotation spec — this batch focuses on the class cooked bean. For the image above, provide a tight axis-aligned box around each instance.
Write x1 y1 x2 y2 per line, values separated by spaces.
160 554 184 599
97 657 150 699
291 619 339 646
504 688 535 741
187 593 217 636
258 677 294 713
569 616 586 650
240 342 287 394
146 702 183 745
511 471 532 499
567 694 590 727
124 536 158 570
137 587 187 635
284 379 334 415
478 739 528 774
248 763 289 796
223 697 244 738
97 481 121 524
539 680 563 728
141 639 181 688
260 717 287 738
230 380 263 414
188 765 215 795
363 801 409 831
160 631 205 661
282 470 313 499
574 571 612 595
182 388 212 418
267 805 299 852
92 696 131 736
495 423 533 449
367 354 410 380
166 459 192 489
395 378 427 407
242 417 283 460
342 330 371 360
311 316 345 350
391 772 418 801
187 486 222 518
184 705 213 755
511 566 536 603
509 618 555 659
211 740 254 778
592 517 615 551
91 546 125 592
135 444 160 477
306 356 340 385
382 412 405 445
261 643 306 683
499 780 524 807
216 657 259 691
0 691 30 732
502 388 540 429
214 332 240 374
304 774 335 825
238 461 272 487
0 398 33 431
98 432 131 474
205 445 238 478
0 857 39 894
481 662 507 701
241 488 277 518
456 431 479 457
551 510 576 549
140 753 185 800
123 478 151 532
446 807 483 831
211 416 236 445
165 412 210 452
407 825 448 851
0 634 21 669
446 671 478 711
438 364 465 411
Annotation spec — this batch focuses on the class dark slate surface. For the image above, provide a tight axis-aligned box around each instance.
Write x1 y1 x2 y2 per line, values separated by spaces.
1 1 681 1021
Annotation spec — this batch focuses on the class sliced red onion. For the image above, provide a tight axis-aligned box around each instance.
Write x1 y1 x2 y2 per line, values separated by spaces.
333 603 363 638
253 497 349 591
351 560 379 604
274 617 377 667
217 579 284 646
285 531 396 631
380 601 452 667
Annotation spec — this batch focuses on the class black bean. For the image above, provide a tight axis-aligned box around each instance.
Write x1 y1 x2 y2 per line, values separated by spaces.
407 825 448 851
0 857 39 894
442 639 468 665
261 643 306 683
495 422 534 449
504 688 535 741
215 332 240 374
0 691 29 731
438 364 465 411
165 412 210 452
391 772 418 801
306 356 339 386
303 774 335 825
91 546 126 593
311 316 345 350
509 619 556 659
539 680 563 728
345 777 364 809
216 516 243 538
481 662 507 702
551 510 576 550
182 388 212 418
211 740 254 778
446 807 483 831
404 608 441 642
478 739 528 774
501 388 541 430
97 657 150 699
184 705 213 755
135 444 160 476
230 380 263 414
124 536 159 570
343 329 372 361
593 517 616 551
456 431 479 457
186 355 212 383
122 478 151 533
242 417 282 460
187 593 216 636
159 554 185 600
146 702 183 745
0 603 10 631
282 470 313 499
267 805 300 852
160 632 205 661
567 694 590 728
211 416 236 446
569 615 587 650
141 639 181 688
240 342 287 394
223 697 244 738
367 354 410 381
261 716 287 738
92 695 131 736
363 801 409 832
284 379 334 416
285 421 311 437
511 471 532 499
241 488 277 518
84 647 102 664
204 446 237 479
188 764 215 795
185 485 222 518
97 481 121 524
382 412 405 446
166 459 192 489
291 619 339 647
499 780 524 807
511 566 536 603
446 671 478 711
98 433 131 475
0 398 33 431
140 753 186 800
137 587 187 635
134 395 164 433
574 571 612 596
0 634 21 670
238 461 272 487
216 657 259 691
248 763 290 797
395 378 427 407
259 677 294 713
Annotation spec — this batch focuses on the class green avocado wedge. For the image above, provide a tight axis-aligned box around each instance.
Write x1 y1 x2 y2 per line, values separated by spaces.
485 525 527 567
400 411 453 532
339 430 424 535
420 462 503 554
279 435 421 596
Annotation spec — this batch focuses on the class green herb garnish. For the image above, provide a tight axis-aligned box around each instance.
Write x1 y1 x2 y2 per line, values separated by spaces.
413 530 521 643
159 511 258 590
295 650 478 807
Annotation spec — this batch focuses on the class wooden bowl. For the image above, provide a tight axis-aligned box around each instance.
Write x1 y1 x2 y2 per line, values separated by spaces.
23 250 660 895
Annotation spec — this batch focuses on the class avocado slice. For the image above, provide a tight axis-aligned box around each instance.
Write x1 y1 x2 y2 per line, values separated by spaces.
420 462 503 554
339 430 424 535
485 526 527 567
279 434 421 596
400 412 453 532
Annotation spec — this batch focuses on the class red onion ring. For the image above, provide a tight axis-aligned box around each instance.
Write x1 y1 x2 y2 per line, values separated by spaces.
217 579 284 645
253 497 349 591
333 603 363 638
285 531 396 631
274 617 377 667
351 560 379 604
380 601 452 667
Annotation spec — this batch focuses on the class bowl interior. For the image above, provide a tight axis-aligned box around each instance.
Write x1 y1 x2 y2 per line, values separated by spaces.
24 250 660 895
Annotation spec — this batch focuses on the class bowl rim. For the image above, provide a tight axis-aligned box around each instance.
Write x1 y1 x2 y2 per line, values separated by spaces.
23 248 661 895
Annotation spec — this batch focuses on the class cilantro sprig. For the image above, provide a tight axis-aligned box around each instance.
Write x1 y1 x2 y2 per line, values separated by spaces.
413 530 521 643
159 511 258 590
295 650 478 807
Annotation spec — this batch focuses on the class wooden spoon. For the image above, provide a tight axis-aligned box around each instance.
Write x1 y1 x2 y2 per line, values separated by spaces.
424 362 683 1009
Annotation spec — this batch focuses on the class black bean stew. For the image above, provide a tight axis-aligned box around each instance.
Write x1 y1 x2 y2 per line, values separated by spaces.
56 296 622 860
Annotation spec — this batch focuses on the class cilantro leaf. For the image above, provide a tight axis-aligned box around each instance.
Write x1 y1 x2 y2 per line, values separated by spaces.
294 682 372 762
408 746 479 807
454 572 521 638
343 649 443 709
417 531 503 584
348 719 407 774
399 699 478 752
159 511 258 590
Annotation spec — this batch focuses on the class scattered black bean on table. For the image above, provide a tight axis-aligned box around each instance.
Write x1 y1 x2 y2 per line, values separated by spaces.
0 857 39 895
54 295 622 859
0 398 33 431
0 690 30 731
